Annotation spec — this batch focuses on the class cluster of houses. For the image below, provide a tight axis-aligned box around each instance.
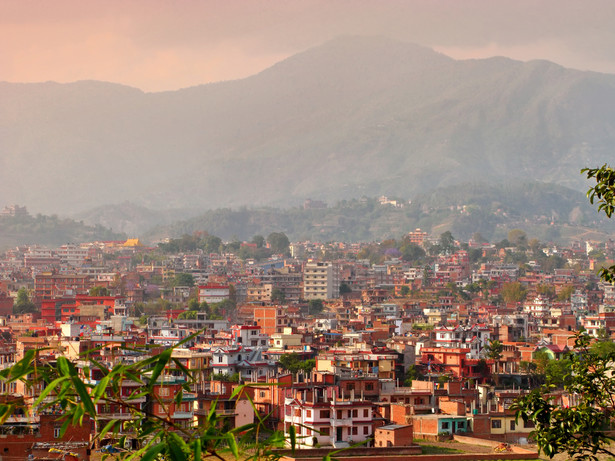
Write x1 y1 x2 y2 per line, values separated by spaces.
0 228 614 459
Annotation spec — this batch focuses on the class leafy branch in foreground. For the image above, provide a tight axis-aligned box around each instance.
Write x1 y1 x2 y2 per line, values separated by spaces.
582 164 615 281
512 331 615 460
0 333 291 461
511 165 615 460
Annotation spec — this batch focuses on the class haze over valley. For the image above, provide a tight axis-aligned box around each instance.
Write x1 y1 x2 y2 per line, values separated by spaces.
2 36 615 242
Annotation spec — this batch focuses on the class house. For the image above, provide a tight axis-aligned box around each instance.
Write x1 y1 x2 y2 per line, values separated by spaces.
283 384 374 448
374 424 414 448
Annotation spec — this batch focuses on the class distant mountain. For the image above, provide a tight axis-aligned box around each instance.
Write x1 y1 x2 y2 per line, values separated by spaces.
0 213 123 250
2 36 615 215
72 202 200 236
141 181 614 244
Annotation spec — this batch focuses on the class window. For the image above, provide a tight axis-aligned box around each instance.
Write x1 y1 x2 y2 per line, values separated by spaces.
363 426 369 434
457 421 465 429
321 410 330 419
523 420 535 429
54 427 62 438
321 427 330 436
441 422 449 430
352 427 358 435
352 409 358 418
260 391 266 398
217 356 223 363
365 383 373 391
159 387 169 396
510 420 515 430
364 409 369 417
306 410 311 417
492 419 502 429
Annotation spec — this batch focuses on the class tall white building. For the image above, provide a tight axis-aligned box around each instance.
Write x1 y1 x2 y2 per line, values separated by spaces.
303 261 339 300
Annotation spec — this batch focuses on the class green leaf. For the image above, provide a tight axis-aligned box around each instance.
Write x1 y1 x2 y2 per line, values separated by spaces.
226 432 239 459
193 438 202 461
71 375 97 417
91 375 110 404
97 418 120 440
139 443 165 461
289 424 296 453
147 348 173 389
34 376 68 407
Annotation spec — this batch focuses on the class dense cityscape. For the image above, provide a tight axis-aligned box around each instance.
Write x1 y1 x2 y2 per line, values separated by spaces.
1 201 615 459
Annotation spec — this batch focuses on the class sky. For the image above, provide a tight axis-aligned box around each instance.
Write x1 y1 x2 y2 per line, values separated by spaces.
2 0 615 92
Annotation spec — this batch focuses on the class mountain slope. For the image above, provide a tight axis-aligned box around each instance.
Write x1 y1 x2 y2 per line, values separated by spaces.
1 36 615 214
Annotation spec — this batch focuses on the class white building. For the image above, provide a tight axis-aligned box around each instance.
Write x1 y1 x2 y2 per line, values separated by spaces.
303 261 339 300
284 387 374 448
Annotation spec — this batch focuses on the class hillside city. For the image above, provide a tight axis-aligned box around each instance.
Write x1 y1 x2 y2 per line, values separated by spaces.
1 202 614 459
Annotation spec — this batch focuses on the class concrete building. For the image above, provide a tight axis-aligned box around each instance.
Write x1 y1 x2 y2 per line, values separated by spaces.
304 261 339 300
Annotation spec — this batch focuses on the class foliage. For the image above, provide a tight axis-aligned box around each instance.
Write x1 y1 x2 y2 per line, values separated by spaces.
484 339 503 361
211 372 240 383
339 283 352 295
403 365 425 386
0 334 291 461
171 273 195 287
307 299 324 315
500 282 527 304
271 288 286 304
278 353 316 375
267 232 290 255
513 331 615 460
590 338 615 357
583 165 615 281
556 285 575 302
508 229 527 247
89 286 110 297
13 287 37 314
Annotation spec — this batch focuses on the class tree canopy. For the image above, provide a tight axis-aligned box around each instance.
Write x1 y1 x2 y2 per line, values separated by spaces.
513 165 615 459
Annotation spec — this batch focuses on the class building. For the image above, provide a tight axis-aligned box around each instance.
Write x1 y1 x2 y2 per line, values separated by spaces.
198 284 230 304
304 261 339 300
283 384 374 448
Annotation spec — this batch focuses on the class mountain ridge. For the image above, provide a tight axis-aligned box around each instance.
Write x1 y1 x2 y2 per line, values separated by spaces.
1 36 614 215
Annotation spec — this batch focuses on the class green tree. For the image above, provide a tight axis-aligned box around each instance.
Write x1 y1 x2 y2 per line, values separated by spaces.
172 273 195 287
202 234 222 254
279 353 314 374
267 232 290 254
500 282 527 304
556 285 575 302
439 231 456 254
308 299 324 315
271 288 286 304
403 365 425 386
400 285 410 297
484 339 503 361
508 229 527 247
400 242 426 262
513 331 615 459
536 283 556 299
339 283 352 295
251 235 266 248
13 287 36 314
89 286 110 296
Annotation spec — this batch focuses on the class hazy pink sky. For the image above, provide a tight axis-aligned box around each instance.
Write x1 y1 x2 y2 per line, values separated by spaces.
2 0 615 92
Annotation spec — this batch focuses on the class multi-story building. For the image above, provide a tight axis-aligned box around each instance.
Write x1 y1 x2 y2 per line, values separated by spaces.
283 384 374 448
253 305 289 336
303 261 339 300
198 284 230 304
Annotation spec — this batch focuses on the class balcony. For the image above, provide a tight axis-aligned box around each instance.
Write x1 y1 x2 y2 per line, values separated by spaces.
330 417 353 427
172 411 194 419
